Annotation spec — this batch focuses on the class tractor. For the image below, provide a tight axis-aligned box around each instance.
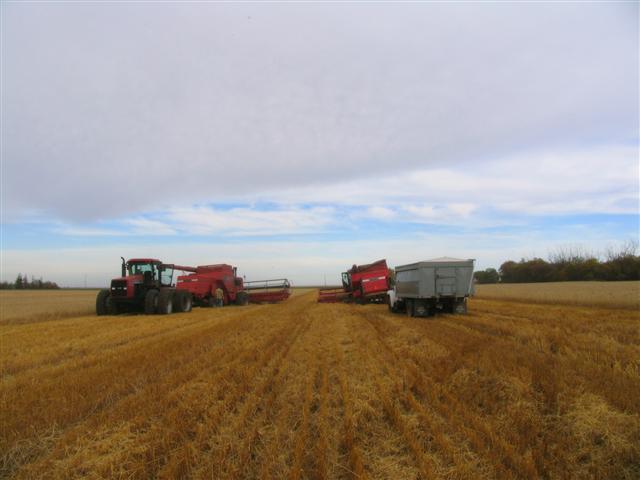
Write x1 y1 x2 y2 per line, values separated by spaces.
96 257 193 315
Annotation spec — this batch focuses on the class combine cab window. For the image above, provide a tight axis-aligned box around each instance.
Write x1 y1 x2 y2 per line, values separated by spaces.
342 272 351 288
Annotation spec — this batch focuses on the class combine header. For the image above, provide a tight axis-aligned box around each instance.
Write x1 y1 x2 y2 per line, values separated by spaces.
318 259 391 304
244 279 292 303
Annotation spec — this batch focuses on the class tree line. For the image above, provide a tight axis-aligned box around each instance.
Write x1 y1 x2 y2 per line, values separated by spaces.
0 274 60 290
474 241 640 284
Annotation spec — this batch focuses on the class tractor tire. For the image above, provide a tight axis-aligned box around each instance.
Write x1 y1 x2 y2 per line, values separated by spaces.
235 291 249 306
158 289 174 315
144 290 159 315
174 291 193 313
96 289 110 316
106 296 119 315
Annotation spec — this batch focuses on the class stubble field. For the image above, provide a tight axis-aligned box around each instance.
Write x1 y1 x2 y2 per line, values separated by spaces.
1 286 639 479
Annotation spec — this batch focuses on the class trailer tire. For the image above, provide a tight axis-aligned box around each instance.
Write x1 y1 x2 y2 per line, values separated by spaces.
414 301 428 317
96 289 110 316
174 291 192 313
144 290 159 315
158 289 174 315
405 299 414 317
454 299 468 315
235 291 249 306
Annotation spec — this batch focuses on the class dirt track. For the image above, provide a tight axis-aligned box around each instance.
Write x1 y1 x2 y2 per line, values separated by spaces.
1 290 639 479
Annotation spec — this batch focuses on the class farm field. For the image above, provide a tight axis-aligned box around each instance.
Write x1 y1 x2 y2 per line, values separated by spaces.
1 288 639 479
0 289 97 325
475 281 640 310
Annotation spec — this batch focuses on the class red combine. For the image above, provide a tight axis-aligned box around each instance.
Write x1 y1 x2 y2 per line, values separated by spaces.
318 259 391 303
175 264 249 307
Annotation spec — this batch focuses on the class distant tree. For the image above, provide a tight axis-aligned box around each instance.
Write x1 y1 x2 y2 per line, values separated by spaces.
474 268 499 284
498 240 640 283
15 274 23 289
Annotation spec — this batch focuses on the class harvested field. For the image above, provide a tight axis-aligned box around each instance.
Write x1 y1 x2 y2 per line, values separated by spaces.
1 289 639 479
475 281 640 310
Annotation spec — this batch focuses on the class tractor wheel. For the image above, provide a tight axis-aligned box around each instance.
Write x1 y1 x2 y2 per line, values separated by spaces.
96 289 110 316
158 289 174 315
235 291 249 306
144 290 159 315
106 296 119 315
174 291 193 313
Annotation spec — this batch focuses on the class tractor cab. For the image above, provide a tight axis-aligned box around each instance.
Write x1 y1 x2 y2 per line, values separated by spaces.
123 258 174 287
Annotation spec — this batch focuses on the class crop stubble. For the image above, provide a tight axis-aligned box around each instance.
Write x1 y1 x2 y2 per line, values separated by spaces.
1 289 639 479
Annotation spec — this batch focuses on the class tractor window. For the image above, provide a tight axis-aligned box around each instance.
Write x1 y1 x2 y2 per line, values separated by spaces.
160 267 174 286
129 263 154 276
342 272 351 288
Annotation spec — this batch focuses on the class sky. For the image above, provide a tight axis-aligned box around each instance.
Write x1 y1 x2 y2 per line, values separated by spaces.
1 2 638 287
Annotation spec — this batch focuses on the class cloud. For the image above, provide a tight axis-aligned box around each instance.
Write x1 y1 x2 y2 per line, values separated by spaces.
251 145 639 218
125 218 177 236
164 205 336 236
3 3 637 221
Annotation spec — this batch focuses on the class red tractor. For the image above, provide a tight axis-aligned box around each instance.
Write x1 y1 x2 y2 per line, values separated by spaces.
318 259 392 303
96 257 194 315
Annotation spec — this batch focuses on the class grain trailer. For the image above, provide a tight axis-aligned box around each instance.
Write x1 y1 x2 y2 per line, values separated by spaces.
389 257 475 317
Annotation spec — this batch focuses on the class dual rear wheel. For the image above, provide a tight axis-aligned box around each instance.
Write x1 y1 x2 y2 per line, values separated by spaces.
145 289 192 314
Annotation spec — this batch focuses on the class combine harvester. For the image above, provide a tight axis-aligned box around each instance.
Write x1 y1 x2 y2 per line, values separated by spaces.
97 257 291 315
318 259 391 304
177 268 292 305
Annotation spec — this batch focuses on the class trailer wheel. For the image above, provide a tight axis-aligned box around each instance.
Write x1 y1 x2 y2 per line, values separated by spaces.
235 291 249 306
96 289 110 316
405 299 414 317
144 290 159 315
158 290 174 315
414 301 428 317
454 299 468 315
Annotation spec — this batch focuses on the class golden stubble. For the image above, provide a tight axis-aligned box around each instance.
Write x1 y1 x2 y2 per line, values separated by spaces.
1 287 638 479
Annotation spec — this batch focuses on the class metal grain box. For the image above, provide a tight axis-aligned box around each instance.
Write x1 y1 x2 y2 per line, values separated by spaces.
391 257 475 316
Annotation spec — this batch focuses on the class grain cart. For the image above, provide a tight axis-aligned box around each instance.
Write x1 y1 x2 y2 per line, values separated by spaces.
388 257 475 317
96 258 194 316
318 259 391 303
175 264 249 307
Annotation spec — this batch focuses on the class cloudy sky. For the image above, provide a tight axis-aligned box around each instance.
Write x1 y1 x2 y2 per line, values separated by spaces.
2 2 638 286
